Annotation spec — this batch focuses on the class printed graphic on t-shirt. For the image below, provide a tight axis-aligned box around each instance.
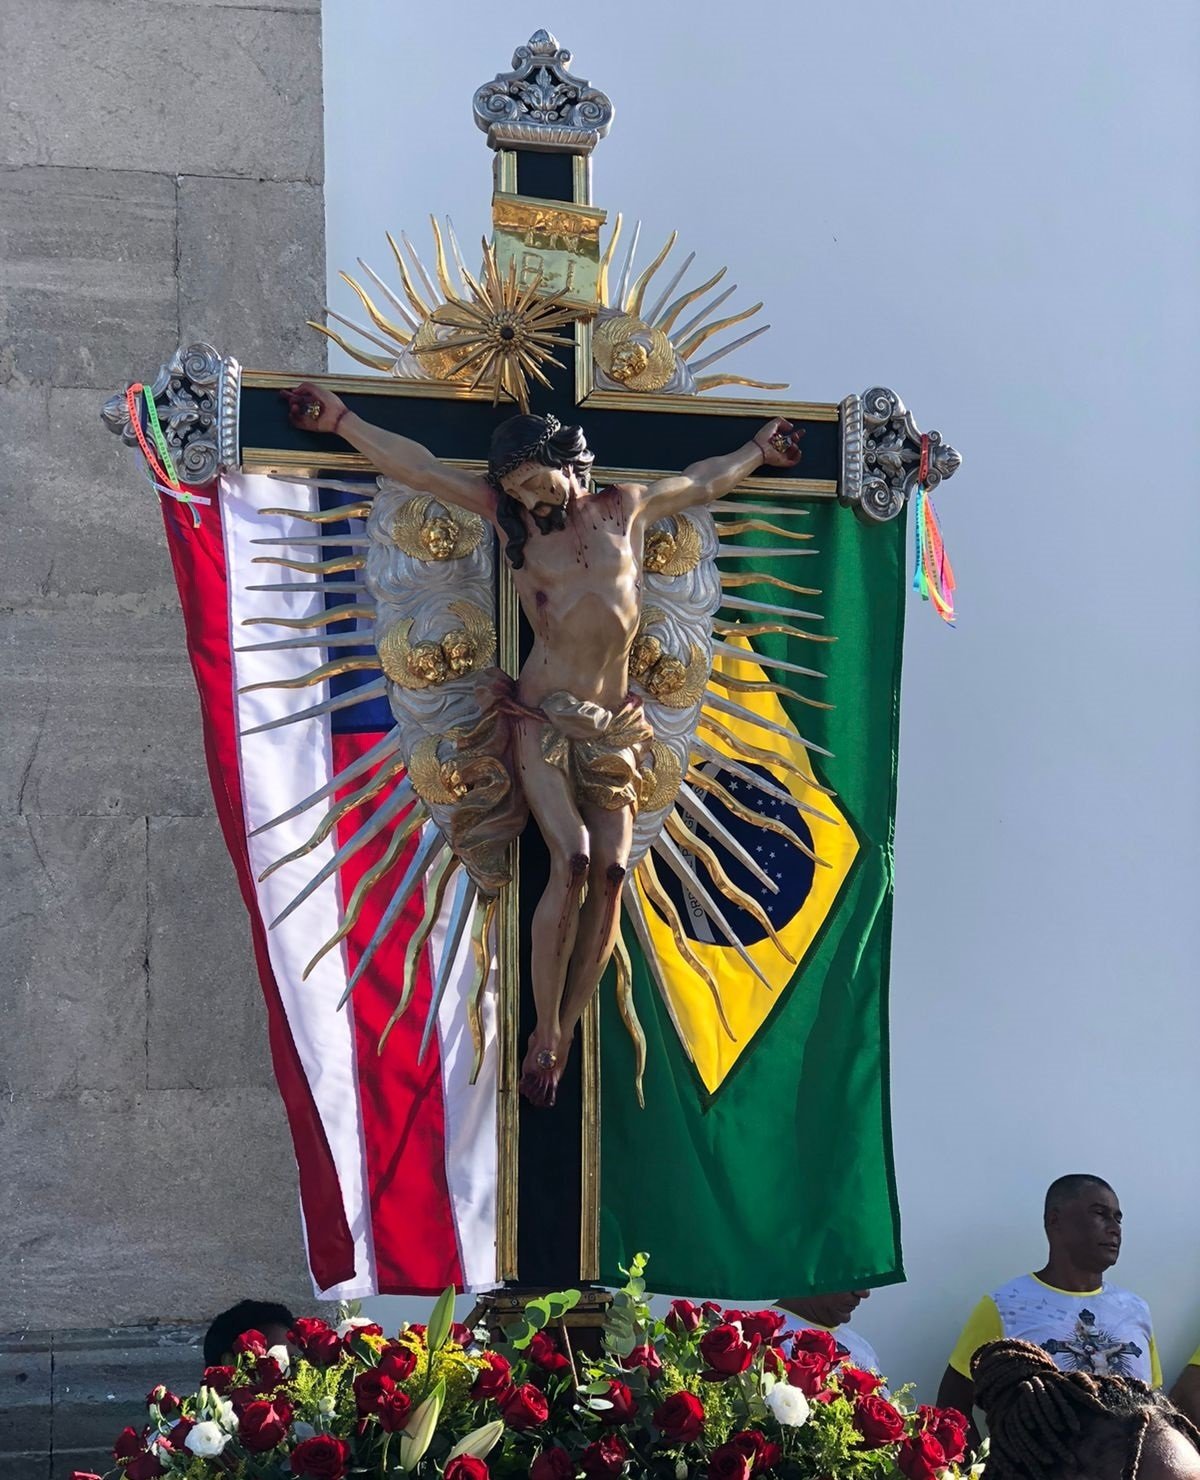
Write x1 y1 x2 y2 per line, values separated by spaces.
1042 1307 1143 1379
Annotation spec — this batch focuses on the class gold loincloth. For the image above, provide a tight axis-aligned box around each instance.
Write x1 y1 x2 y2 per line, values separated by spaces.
537 691 654 812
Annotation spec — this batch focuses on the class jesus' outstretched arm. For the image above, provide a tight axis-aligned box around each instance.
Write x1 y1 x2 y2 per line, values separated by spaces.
282 382 493 516
638 416 803 521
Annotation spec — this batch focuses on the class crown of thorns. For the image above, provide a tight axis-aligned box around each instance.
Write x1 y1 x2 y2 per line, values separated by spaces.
491 415 563 480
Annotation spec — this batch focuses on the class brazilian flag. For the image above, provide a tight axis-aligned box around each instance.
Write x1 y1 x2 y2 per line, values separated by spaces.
600 503 906 1297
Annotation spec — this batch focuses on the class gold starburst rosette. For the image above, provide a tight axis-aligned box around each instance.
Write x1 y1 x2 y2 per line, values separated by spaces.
417 241 578 412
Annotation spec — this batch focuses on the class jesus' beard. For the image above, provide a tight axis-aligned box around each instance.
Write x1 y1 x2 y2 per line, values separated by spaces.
530 500 570 536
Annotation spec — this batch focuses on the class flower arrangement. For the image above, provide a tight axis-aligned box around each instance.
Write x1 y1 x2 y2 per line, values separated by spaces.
78 1256 982 1480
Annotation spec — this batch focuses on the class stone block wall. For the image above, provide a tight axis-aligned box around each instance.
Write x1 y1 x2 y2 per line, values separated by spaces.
0 2 329 1471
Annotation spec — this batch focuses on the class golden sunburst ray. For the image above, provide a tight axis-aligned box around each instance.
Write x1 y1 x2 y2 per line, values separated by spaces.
416 238 581 412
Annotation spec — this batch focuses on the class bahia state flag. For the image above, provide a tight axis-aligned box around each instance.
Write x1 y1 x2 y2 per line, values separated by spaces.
159 472 498 1300
599 499 906 1298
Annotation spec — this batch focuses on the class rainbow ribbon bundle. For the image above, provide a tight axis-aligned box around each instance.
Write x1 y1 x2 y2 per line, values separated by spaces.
124 382 210 527
911 434 956 624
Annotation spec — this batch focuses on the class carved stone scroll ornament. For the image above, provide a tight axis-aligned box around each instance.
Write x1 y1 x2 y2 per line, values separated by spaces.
473 29 614 153
838 386 961 524
99 342 241 488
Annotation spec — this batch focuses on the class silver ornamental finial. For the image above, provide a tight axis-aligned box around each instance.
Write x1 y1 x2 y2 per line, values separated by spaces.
838 387 962 524
100 341 241 487
473 30 614 154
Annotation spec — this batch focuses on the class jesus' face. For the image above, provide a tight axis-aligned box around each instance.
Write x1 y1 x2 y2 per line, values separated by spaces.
499 460 584 521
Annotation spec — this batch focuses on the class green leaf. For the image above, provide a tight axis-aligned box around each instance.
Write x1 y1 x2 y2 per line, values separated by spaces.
447 1420 505 1460
399 1379 445 1471
426 1285 456 1355
545 1290 581 1318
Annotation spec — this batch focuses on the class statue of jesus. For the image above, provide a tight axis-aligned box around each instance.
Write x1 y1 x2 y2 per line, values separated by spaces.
284 383 802 1105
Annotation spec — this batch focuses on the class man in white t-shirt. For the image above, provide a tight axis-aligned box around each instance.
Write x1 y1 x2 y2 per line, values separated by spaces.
937 1174 1160 1443
777 1289 884 1376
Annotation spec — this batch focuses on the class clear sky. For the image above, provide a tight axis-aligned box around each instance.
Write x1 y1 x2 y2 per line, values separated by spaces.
322 0 1200 1397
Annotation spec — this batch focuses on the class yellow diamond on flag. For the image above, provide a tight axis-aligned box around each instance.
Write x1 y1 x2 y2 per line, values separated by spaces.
634 635 859 1094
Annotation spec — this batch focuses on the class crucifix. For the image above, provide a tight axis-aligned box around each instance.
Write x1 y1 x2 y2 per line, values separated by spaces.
102 29 960 1301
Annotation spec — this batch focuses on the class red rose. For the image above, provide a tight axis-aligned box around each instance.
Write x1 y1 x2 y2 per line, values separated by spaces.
792 1328 839 1364
701 1301 724 1323
918 1406 967 1463
839 1365 883 1398
471 1349 513 1400
532 1446 577 1480
345 1322 385 1341
451 1322 475 1347
699 1324 758 1377
251 1353 287 1390
168 1418 194 1449
113 1428 144 1460
355 1369 396 1415
202 1364 237 1394
407 1324 428 1340
146 1384 180 1416
240 1397 293 1453
500 1381 550 1430
654 1390 705 1443
621 1344 663 1379
580 1434 630 1479
289 1317 343 1367
377 1387 414 1433
445 1458 490 1480
898 1432 949 1480
785 1350 831 1396
731 1310 786 1344
234 1328 269 1357
378 1341 420 1382
290 1433 352 1479
600 1379 638 1425
665 1299 702 1335
708 1443 753 1480
230 1383 264 1414
852 1394 906 1448
124 1455 165 1480
529 1329 573 1374
729 1430 782 1475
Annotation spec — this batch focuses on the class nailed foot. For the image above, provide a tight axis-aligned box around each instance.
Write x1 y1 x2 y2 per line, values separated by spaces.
519 1040 565 1108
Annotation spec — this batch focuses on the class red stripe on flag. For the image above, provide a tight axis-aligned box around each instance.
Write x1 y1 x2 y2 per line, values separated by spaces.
332 732 465 1293
159 492 357 1288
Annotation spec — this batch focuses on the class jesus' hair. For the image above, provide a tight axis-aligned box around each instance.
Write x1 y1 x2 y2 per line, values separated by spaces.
486 414 594 570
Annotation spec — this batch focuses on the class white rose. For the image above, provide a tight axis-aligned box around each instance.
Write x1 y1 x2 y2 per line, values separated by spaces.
266 1342 291 1374
318 1395 337 1417
765 1383 811 1428
186 1420 231 1457
337 1316 374 1338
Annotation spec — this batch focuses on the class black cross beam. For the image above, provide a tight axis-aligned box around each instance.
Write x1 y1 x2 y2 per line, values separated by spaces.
232 137 852 1293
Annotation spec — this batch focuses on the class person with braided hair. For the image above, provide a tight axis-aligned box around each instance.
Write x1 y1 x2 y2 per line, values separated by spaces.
938 1176 1161 1448
281 383 802 1106
1170 1347 1200 1430
973 1339 1200 1480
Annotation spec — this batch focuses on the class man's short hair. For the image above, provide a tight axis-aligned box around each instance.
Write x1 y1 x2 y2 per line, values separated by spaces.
1044 1173 1116 1218
203 1298 296 1366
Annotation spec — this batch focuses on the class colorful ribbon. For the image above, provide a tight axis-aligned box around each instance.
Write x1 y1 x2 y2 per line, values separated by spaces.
911 434 956 624
125 382 203 527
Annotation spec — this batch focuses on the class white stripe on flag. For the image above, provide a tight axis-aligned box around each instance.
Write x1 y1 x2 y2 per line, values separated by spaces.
429 892 500 1292
222 473 378 1299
